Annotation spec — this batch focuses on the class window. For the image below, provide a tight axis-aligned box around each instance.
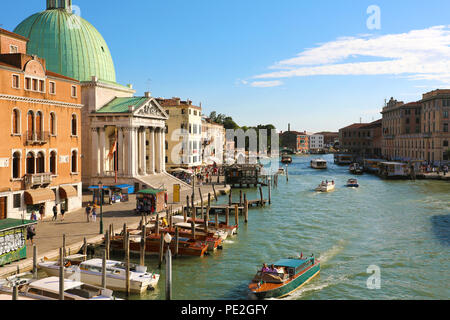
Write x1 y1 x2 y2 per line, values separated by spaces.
443 141 449 147
27 110 35 140
12 152 21 179
444 123 449 133
181 109 185 114
71 114 77 136
39 80 45 92
12 109 20 135
25 77 31 90
32 79 38 91
50 113 56 135
71 150 78 173
50 151 57 175
12 75 20 89
71 85 77 97
10 45 19 53
36 152 45 173
13 194 21 208
444 111 449 119
26 152 35 174
49 81 56 94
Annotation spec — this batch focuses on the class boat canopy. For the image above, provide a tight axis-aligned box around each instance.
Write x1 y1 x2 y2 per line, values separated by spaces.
274 258 312 268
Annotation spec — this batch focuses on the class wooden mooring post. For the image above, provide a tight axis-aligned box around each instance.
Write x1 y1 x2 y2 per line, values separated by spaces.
212 184 218 201
259 186 264 207
165 248 172 300
32 245 37 279
105 232 110 260
140 225 146 266
191 220 196 239
62 234 66 260
286 165 289 182
83 237 87 259
175 227 179 257
125 232 130 296
59 247 64 300
12 285 18 300
225 207 229 227
239 190 243 206
234 204 239 225
215 211 219 229
102 249 107 289
244 198 249 223
268 177 272 205
158 233 164 268
205 206 210 233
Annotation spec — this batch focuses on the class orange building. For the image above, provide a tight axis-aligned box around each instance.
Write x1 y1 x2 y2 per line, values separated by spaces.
0 28 82 220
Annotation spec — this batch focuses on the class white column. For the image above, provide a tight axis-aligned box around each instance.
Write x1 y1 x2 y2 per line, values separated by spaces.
117 127 124 175
149 128 155 174
127 128 135 176
91 127 99 176
140 128 147 175
99 127 106 176
161 129 166 173
155 128 161 173
134 127 139 176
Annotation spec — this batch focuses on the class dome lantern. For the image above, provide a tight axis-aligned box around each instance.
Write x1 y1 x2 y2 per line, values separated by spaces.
47 0 72 12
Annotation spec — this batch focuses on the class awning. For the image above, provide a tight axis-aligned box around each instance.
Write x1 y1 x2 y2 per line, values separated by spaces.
24 188 55 205
59 185 78 199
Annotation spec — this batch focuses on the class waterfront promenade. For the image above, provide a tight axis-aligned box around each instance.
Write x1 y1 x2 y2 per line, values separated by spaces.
0 179 231 278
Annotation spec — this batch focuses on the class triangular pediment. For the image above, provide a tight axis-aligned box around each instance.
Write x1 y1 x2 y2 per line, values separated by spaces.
133 98 168 119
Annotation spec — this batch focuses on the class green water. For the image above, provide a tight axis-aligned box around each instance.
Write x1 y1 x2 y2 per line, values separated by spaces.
111 154 450 300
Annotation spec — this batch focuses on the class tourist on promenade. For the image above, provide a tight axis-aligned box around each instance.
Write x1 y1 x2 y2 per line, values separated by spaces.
60 207 66 221
92 205 97 222
52 205 58 221
85 203 92 222
27 225 36 245
39 205 45 221
30 211 37 221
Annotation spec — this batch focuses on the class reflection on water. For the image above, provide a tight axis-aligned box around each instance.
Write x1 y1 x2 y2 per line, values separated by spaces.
87 154 449 300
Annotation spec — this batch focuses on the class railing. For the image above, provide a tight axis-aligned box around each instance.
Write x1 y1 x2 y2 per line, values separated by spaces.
24 173 52 189
25 131 50 145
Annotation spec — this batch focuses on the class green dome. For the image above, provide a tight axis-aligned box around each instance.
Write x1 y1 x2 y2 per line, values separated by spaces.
14 7 116 83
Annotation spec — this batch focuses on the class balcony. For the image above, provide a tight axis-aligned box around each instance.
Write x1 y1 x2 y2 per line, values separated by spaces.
25 131 50 146
24 173 52 189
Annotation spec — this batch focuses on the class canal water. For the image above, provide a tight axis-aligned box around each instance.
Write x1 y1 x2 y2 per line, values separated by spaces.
105 154 449 300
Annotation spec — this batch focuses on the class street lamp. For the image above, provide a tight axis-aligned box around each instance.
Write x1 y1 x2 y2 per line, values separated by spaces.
98 180 103 235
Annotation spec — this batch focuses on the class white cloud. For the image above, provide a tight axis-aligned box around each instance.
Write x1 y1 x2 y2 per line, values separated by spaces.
250 80 283 88
253 25 450 85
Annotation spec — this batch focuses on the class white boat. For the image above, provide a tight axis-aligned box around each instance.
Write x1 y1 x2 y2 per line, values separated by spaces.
4 276 120 300
315 181 335 192
38 255 159 294
311 159 327 169
346 179 359 188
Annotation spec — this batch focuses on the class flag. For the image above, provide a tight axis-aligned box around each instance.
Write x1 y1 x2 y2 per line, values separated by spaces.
107 131 118 159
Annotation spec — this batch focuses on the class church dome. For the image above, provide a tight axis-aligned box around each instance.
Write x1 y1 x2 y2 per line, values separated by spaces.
13 0 116 83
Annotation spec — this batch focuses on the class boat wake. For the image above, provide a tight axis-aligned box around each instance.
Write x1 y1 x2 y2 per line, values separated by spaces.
318 240 347 265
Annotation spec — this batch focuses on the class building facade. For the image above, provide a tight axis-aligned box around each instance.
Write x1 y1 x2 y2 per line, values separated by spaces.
202 118 225 165
156 98 203 170
0 28 82 220
309 134 324 151
339 120 382 157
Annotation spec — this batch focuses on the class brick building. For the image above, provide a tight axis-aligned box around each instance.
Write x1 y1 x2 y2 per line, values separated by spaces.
339 119 382 157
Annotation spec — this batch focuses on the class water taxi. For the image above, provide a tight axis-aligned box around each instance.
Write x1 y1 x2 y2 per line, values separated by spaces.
249 256 320 299
281 155 292 164
4 276 120 300
334 154 353 166
315 181 335 192
349 163 363 175
38 254 159 294
311 159 327 169
346 178 359 188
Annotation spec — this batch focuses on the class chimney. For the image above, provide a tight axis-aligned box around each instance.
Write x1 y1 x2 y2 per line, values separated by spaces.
145 91 151 98
91 76 98 82
288 123 291 132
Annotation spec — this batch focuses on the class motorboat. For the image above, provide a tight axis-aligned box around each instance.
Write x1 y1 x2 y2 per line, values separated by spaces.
281 155 292 164
346 179 359 188
311 159 327 169
315 181 335 192
249 256 320 299
38 254 159 294
349 163 363 175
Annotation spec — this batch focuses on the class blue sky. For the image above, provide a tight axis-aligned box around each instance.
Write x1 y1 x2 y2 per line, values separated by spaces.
4 0 450 132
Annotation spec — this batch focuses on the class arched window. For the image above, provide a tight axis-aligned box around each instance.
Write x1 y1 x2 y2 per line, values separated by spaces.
50 112 56 136
36 152 45 173
12 109 20 134
26 152 35 174
12 152 21 179
71 150 78 173
50 151 57 175
36 111 43 139
71 114 77 136
27 110 35 140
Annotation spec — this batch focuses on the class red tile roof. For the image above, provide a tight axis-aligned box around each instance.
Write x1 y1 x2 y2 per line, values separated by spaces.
0 28 28 41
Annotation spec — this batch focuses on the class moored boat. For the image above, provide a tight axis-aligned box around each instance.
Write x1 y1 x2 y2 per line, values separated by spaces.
281 155 292 164
346 178 359 188
311 159 327 169
315 181 335 192
171 215 236 238
349 163 363 175
38 254 159 294
248 256 320 299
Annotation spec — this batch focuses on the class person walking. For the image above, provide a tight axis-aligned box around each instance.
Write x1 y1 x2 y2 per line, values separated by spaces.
52 204 58 221
27 225 36 245
85 203 92 222
30 211 37 221
91 204 97 222
39 205 45 221
60 207 66 221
